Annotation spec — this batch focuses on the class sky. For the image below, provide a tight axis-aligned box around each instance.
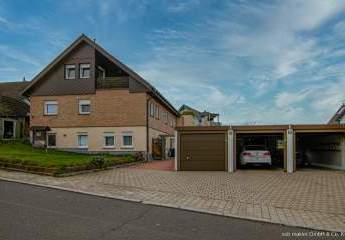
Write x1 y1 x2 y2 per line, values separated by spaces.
0 0 345 125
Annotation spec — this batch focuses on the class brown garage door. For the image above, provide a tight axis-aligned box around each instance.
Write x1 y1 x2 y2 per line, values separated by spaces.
180 133 226 171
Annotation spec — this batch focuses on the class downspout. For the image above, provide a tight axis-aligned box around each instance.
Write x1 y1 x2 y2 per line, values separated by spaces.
146 95 152 161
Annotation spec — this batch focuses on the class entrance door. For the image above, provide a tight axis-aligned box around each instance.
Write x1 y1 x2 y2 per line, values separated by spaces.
152 137 163 159
3 120 15 139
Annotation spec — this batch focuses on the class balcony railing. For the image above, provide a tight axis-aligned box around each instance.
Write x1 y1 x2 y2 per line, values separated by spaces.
96 76 129 89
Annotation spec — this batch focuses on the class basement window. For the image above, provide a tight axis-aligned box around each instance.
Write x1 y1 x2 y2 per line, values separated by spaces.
65 64 76 79
122 133 133 148
77 133 88 148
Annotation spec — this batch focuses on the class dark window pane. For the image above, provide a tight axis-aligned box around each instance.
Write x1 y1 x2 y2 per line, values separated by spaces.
123 136 132 146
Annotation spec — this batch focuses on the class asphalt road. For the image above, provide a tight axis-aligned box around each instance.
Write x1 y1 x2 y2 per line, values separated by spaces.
0 180 315 240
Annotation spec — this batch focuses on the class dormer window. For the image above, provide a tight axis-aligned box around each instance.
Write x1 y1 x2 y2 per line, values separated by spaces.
80 63 90 78
65 64 76 79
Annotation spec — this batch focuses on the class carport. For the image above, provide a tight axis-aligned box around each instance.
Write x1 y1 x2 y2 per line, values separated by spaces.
293 125 345 171
175 124 345 173
231 125 288 172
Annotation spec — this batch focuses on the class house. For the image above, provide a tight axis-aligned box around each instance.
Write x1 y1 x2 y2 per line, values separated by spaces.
0 81 30 140
328 103 345 124
22 34 179 159
178 104 220 126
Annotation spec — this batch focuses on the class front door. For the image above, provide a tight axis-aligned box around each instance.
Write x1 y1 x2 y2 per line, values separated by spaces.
3 120 15 139
152 137 163 160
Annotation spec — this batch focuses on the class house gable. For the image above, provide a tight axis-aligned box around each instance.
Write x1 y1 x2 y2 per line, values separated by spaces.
22 34 179 116
27 41 96 96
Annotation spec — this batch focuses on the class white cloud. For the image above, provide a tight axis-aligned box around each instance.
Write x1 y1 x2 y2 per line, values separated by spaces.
0 45 41 66
275 89 312 108
138 0 345 124
167 0 200 13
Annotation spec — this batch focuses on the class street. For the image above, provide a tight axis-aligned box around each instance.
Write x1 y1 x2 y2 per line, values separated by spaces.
0 180 310 240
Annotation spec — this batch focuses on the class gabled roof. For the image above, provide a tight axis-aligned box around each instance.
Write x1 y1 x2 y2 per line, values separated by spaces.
0 81 30 117
0 95 29 117
328 104 345 124
22 34 179 116
0 81 30 98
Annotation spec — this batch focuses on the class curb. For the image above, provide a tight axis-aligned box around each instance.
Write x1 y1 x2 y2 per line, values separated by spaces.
1 176 343 233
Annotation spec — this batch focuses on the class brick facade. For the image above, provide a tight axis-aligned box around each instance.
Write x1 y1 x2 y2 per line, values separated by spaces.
31 90 147 128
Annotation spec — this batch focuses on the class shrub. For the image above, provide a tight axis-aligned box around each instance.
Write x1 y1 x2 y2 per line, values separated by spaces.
133 152 145 162
90 156 106 169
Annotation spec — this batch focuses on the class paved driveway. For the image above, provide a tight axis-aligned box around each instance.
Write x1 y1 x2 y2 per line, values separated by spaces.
0 167 344 232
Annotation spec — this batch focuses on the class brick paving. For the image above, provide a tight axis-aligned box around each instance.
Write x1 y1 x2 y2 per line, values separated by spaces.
130 159 174 171
0 168 344 232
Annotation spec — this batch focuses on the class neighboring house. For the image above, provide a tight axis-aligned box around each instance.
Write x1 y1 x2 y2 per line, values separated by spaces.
178 104 220 126
0 81 30 140
22 34 179 159
328 103 345 124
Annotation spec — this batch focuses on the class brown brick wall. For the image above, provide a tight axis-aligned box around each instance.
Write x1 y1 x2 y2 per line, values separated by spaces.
148 98 176 135
30 89 147 127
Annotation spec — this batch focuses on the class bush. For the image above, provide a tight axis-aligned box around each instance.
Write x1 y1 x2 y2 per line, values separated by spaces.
90 156 106 169
133 152 145 162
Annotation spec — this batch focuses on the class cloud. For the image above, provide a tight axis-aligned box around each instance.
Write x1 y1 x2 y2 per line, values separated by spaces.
167 0 200 13
138 0 345 124
0 45 41 66
275 89 312 108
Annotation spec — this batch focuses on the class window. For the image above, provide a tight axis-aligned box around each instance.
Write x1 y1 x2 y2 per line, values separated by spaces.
155 105 160 119
163 111 168 124
47 133 56 147
80 63 90 78
65 64 76 79
104 133 115 148
79 100 91 114
149 102 155 117
170 117 176 127
122 133 133 148
77 133 88 148
44 101 58 115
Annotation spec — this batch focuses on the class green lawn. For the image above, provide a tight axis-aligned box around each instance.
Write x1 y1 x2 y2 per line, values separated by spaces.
0 142 136 168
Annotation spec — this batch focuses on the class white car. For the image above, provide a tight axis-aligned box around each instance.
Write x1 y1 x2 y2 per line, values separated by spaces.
240 145 272 166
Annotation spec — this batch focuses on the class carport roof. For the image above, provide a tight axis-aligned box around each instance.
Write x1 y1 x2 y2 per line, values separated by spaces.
176 124 345 132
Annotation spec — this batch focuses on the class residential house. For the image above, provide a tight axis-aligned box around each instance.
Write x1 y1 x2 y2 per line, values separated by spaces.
0 81 30 140
178 104 220 126
22 34 179 159
328 103 345 124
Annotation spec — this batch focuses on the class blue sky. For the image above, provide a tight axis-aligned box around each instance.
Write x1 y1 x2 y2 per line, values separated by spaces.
1 0 345 124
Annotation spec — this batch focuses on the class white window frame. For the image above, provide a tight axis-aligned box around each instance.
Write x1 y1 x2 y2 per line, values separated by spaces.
46 132 57 148
122 132 133 148
79 63 91 79
2 118 16 139
44 101 58 115
65 64 76 79
79 100 91 115
77 133 88 148
103 132 115 148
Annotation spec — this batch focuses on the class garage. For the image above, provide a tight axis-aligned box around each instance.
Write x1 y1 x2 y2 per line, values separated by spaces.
294 125 345 171
236 132 285 169
231 125 287 171
175 124 345 172
176 127 228 171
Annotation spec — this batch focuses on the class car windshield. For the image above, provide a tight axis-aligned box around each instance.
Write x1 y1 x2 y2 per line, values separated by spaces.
245 145 266 150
